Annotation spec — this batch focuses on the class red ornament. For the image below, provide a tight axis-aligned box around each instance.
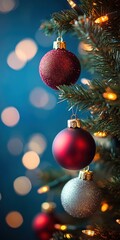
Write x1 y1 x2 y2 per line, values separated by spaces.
52 118 96 170
32 202 59 240
39 37 81 89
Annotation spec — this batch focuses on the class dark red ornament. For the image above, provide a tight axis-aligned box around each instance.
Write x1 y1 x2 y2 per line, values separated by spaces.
39 37 81 89
52 118 96 170
32 202 58 240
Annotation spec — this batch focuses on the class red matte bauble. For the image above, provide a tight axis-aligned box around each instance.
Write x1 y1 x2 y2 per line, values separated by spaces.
32 212 56 240
39 49 81 89
52 127 96 170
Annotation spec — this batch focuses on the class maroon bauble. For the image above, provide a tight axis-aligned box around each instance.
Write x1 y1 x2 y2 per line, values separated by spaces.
32 212 56 240
39 48 81 89
52 127 96 170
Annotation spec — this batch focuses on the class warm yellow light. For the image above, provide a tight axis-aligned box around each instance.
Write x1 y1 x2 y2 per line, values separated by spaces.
22 151 40 170
6 211 23 228
60 225 67 231
101 202 109 212
37 185 50 194
95 15 109 24
64 233 73 239
103 92 117 101
67 0 76 8
82 229 95 236
94 131 107 137
54 224 67 231
93 152 100 161
116 219 120 224
79 42 93 52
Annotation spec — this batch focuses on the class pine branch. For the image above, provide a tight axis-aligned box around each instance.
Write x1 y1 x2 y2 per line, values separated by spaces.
74 17 120 82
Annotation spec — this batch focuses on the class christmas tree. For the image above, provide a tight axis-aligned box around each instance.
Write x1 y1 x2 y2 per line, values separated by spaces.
36 0 120 239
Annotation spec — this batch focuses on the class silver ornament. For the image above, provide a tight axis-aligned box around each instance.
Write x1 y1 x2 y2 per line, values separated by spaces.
61 176 102 218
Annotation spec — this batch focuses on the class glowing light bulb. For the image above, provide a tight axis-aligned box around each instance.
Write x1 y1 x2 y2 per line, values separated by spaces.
95 15 108 24
54 224 67 231
37 185 50 194
67 0 76 8
116 219 120 224
103 92 117 101
94 131 107 138
82 229 95 236
101 202 109 212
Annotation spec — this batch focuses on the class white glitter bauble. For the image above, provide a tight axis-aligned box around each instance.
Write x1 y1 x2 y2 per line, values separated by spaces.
61 177 102 218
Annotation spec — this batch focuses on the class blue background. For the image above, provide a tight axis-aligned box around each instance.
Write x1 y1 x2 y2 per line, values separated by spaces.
0 0 88 239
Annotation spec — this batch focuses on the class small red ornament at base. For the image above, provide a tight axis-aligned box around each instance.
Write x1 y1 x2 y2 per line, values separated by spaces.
39 37 81 89
32 202 58 240
52 118 96 170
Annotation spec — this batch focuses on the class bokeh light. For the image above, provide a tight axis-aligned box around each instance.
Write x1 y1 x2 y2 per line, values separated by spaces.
13 176 32 195
29 87 57 110
7 137 23 156
5 211 23 228
1 107 20 127
7 51 26 70
27 134 47 155
43 93 57 110
0 0 17 13
22 151 40 169
29 87 49 108
15 39 38 61
78 42 93 54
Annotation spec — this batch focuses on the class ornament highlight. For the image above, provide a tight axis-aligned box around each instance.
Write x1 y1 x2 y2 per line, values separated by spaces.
61 170 102 218
39 37 81 89
52 118 96 170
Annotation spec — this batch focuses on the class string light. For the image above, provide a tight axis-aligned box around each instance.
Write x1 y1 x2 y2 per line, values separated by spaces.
95 15 109 24
103 92 117 101
67 0 83 15
94 131 107 137
64 233 73 239
101 202 109 212
116 219 120 224
82 229 95 236
55 224 67 231
37 185 50 194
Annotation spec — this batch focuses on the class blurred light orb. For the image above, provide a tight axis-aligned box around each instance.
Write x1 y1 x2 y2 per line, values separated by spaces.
29 87 49 108
13 176 32 195
81 78 91 86
22 151 40 169
44 93 57 110
6 211 23 228
0 0 17 13
7 51 26 70
15 39 38 61
7 137 23 156
1 107 20 127
35 29 55 48
78 42 93 53
28 134 47 155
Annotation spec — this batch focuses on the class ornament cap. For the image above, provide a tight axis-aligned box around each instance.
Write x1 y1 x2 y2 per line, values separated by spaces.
79 170 93 181
53 37 66 50
41 202 56 213
67 118 81 128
